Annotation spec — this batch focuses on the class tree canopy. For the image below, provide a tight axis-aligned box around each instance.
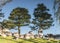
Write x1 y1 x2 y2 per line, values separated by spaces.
31 3 53 32
8 7 31 37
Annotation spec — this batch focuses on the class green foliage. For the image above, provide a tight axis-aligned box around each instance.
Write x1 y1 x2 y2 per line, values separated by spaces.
8 7 31 35
31 3 53 31
9 7 31 26
9 7 31 24
0 20 16 29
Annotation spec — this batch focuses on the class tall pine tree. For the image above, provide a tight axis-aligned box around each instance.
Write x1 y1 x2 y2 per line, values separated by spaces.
9 7 31 37
31 3 53 34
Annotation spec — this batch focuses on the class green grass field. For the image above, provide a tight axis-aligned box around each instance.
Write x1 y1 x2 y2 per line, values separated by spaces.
0 36 60 43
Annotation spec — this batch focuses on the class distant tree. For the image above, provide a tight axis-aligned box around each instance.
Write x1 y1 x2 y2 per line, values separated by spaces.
9 7 31 37
31 3 53 34
0 20 16 30
0 20 16 32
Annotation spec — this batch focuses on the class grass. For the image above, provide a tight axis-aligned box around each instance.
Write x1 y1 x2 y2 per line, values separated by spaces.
0 36 60 43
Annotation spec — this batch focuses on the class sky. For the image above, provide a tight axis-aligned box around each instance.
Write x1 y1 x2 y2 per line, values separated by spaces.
1 0 60 35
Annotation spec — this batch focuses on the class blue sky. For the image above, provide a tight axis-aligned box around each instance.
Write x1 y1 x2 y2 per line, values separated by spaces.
1 0 60 35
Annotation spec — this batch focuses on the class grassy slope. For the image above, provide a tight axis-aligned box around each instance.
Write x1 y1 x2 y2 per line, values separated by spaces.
0 36 60 43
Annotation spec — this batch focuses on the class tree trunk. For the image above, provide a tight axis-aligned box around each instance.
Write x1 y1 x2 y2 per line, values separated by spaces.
1 26 4 33
38 28 43 38
18 26 20 38
38 28 43 34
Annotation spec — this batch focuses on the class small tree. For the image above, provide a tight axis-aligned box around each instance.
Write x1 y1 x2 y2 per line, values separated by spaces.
31 3 53 34
9 7 31 37
0 20 16 32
